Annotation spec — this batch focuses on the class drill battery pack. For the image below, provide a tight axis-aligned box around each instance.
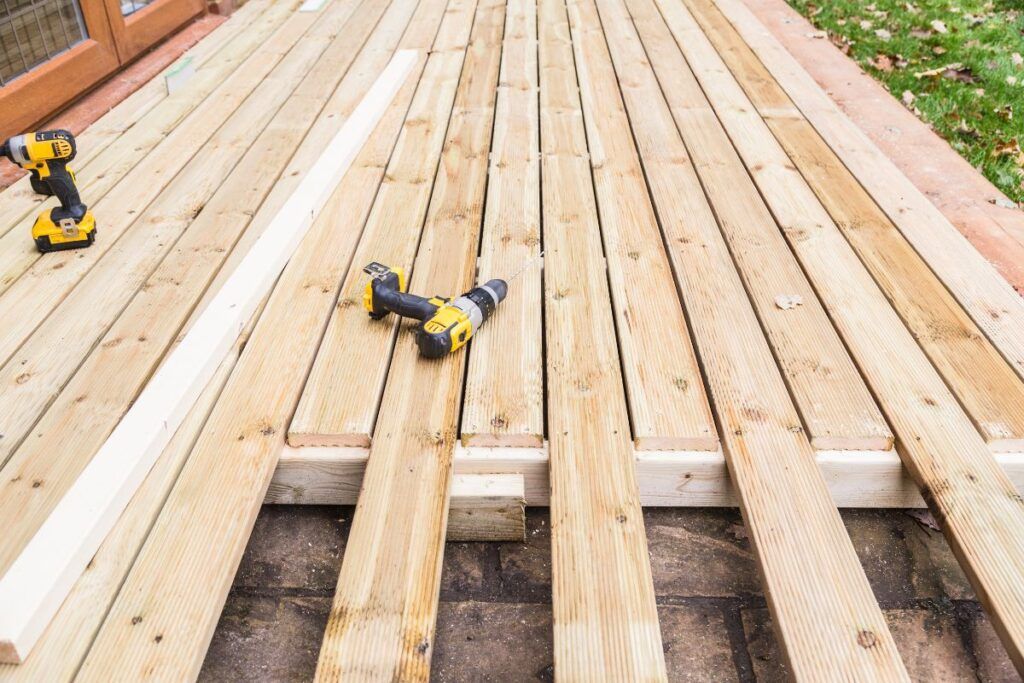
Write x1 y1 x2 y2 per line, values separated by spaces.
32 209 96 253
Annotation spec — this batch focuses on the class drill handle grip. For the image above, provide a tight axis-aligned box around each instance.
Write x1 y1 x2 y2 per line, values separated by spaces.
44 163 85 216
369 278 440 321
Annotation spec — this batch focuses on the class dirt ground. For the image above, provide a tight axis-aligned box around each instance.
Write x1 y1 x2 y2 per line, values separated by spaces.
198 506 1020 681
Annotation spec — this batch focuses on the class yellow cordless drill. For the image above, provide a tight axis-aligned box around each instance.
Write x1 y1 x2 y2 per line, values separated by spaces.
0 130 96 253
362 262 508 358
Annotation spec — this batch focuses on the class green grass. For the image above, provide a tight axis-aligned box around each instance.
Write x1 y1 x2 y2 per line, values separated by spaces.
785 0 1024 203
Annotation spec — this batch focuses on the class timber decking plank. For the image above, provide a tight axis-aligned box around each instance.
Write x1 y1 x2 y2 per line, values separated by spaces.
0 0 389 586
566 0 715 452
0 0 296 296
606 0 889 451
599 0 908 676
0 0 274 241
538 0 665 676
684 0 1024 451
670 0 1024 670
459 0 544 448
313 0 502 678
72 0 448 677
710 0 1024 383
287 0 484 449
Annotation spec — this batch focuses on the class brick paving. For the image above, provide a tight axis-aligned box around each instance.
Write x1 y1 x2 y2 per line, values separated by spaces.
199 507 1021 681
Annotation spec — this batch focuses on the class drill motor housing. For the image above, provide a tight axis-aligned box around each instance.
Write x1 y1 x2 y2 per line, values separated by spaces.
0 130 96 252
362 262 507 358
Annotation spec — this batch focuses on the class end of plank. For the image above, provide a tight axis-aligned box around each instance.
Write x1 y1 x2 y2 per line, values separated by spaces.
987 437 1024 454
286 431 372 448
447 474 526 542
0 638 25 665
809 433 895 452
634 434 719 452
461 432 545 448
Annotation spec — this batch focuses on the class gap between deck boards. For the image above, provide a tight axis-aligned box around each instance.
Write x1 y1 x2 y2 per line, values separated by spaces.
268 444 1024 509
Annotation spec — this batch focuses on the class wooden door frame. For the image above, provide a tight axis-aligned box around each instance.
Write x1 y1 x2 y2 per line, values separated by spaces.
102 0 206 63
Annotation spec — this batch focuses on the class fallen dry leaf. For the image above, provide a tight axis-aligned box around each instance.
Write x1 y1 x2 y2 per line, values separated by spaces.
991 197 1020 209
774 294 804 310
859 19 873 29
902 90 916 105
871 53 895 71
1008 76 1019 85
1013 52 1023 67
875 28 892 40
932 45 947 55
906 509 941 531
931 18 948 33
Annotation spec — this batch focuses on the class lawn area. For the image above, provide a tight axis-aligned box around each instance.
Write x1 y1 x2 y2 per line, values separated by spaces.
785 0 1024 204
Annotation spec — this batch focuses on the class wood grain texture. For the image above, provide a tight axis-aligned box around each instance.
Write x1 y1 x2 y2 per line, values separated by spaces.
0 0 381 583
599 0 909 676
568 0 716 451
711 0 1024 383
72 1 449 677
670 0 1024 670
460 0 544 447
539 0 666 676
446 474 526 541
0 0 298 298
684 0 1024 451
313 1 502 678
612 0 889 451
288 0 487 449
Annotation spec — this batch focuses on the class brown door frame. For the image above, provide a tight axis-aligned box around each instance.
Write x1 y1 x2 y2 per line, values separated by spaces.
0 0 205 140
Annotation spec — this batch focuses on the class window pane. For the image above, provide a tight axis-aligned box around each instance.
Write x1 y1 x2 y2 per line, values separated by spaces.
0 0 88 86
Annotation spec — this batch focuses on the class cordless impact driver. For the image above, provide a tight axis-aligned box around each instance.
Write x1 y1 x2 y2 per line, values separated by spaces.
0 130 96 253
362 262 508 358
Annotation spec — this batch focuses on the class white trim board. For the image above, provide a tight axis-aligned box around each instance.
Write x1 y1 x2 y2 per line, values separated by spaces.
0 51 418 665
268 443 1024 509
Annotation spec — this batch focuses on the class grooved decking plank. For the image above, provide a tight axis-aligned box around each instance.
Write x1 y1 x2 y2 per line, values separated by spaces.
671 0 1024 670
688 0 1024 452
539 0 665 676
0 0 319 380
313 1 502 679
288 0 486 450
72 3 450 677
0 0 390 587
0 0 298 297
460 0 544 447
711 0 1024 382
605 0 889 451
0 0 274 242
567 0 716 451
603 0 908 676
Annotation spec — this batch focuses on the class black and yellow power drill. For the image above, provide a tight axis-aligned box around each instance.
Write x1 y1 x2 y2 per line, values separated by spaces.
0 130 96 253
362 262 508 358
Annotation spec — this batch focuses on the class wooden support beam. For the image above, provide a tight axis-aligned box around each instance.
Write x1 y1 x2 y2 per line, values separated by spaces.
670 0 1024 670
63 5 449 671
537 0 666 676
313 1 502 678
460 0 544 447
0 46 416 667
575 0 907 676
447 474 526 542
269 445 1024 508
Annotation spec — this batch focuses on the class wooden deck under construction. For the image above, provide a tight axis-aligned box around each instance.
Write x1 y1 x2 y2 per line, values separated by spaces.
2 0 1024 677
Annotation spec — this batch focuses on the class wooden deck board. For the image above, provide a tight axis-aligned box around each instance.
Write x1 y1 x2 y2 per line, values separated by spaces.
2 0 1024 675
314 0 501 676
